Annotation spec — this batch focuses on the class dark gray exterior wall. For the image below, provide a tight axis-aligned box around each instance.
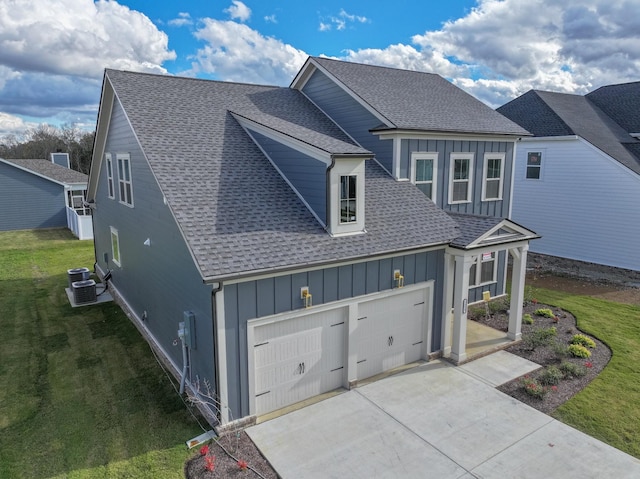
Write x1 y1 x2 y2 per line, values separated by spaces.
0 162 66 231
401 139 514 217
223 248 445 418
92 99 215 390
301 70 394 174
248 130 327 223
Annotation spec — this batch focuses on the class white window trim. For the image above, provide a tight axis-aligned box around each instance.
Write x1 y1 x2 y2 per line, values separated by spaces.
469 251 498 287
526 150 543 180
110 226 121 267
411 152 438 202
106 153 115 199
116 153 134 207
481 152 505 201
329 158 366 236
448 153 474 204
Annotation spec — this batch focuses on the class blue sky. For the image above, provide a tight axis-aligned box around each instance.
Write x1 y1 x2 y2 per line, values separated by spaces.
1 0 639 139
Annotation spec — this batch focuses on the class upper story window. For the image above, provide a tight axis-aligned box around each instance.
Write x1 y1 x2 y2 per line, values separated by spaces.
482 153 505 201
110 226 121 267
116 153 134 207
411 152 437 201
526 151 542 179
449 153 474 204
340 175 357 223
106 153 115 199
469 251 497 287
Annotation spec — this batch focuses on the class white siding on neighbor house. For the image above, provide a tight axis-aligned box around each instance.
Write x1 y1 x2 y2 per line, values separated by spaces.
511 137 640 271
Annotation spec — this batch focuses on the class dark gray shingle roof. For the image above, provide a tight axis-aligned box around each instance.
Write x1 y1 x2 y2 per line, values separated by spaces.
1 158 88 185
310 57 530 136
447 213 502 248
498 90 640 175
106 70 459 280
587 81 640 134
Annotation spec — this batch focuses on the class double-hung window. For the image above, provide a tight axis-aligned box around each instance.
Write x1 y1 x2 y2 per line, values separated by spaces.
482 153 505 201
526 151 542 179
469 251 497 287
412 152 437 201
340 175 357 223
106 153 115 199
117 153 133 206
449 153 474 204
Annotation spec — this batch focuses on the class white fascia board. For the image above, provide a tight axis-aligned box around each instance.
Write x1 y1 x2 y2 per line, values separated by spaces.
298 58 393 129
289 57 315 90
87 74 114 200
519 135 579 142
231 113 333 166
630 133 640 139
374 130 524 143
464 219 539 249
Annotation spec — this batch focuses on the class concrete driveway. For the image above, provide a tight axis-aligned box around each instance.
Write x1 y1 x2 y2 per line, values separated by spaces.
247 352 640 478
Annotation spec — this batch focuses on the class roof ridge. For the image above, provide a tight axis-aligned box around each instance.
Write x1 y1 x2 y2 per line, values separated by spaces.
312 56 439 77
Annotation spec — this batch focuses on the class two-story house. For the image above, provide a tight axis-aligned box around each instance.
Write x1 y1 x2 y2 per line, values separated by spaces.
87 57 536 426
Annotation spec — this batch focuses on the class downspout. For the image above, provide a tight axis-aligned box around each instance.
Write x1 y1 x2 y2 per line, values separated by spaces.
211 282 223 421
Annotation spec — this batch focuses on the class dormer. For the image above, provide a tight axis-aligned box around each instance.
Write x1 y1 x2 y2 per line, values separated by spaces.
232 112 371 236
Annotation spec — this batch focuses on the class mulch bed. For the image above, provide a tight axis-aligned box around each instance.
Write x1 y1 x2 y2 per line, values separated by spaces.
185 301 611 478
473 302 611 414
184 430 278 479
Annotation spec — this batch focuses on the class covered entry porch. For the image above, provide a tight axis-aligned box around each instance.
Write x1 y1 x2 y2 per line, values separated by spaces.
442 215 539 364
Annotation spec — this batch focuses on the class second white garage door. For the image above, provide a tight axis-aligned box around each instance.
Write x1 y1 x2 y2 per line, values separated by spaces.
253 307 347 416
354 288 427 380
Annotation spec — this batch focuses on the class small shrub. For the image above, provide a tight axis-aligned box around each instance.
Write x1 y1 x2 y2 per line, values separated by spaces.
522 313 534 325
570 334 596 349
523 326 557 350
523 285 535 305
468 305 485 320
539 365 563 386
551 341 570 359
534 308 555 319
488 299 505 314
521 376 549 399
559 361 587 378
568 343 591 358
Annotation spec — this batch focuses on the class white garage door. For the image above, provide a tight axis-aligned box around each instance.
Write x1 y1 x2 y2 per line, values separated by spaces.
253 307 346 416
354 288 427 380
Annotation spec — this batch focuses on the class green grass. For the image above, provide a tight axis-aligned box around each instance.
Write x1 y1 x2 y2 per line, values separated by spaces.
0 229 202 478
532 287 640 459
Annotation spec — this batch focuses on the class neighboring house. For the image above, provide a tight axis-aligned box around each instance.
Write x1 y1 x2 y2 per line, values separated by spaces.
0 154 93 239
87 57 536 426
498 82 640 271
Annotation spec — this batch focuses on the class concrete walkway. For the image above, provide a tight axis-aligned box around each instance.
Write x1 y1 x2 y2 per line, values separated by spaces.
247 353 640 478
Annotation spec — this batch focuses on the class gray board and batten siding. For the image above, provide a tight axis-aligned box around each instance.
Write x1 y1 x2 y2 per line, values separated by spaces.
223 248 445 419
93 99 216 390
248 129 327 224
0 161 67 230
301 68 394 174
401 138 514 217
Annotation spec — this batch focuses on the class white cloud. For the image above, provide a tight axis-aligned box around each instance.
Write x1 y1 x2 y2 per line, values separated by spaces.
0 0 176 78
0 112 37 140
224 1 251 22
264 14 277 24
191 19 308 86
169 12 193 27
320 9 370 32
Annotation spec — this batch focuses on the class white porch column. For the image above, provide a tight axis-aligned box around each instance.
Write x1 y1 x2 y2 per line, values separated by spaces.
451 254 474 364
508 244 529 341
441 252 455 358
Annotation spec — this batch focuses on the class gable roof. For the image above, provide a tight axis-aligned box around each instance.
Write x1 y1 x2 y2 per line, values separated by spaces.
0 158 88 186
587 81 640 135
498 89 640 176
297 57 530 137
96 69 460 281
448 212 539 249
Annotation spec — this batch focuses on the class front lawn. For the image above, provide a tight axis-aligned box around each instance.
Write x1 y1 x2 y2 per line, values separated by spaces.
0 229 203 478
532 287 640 459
